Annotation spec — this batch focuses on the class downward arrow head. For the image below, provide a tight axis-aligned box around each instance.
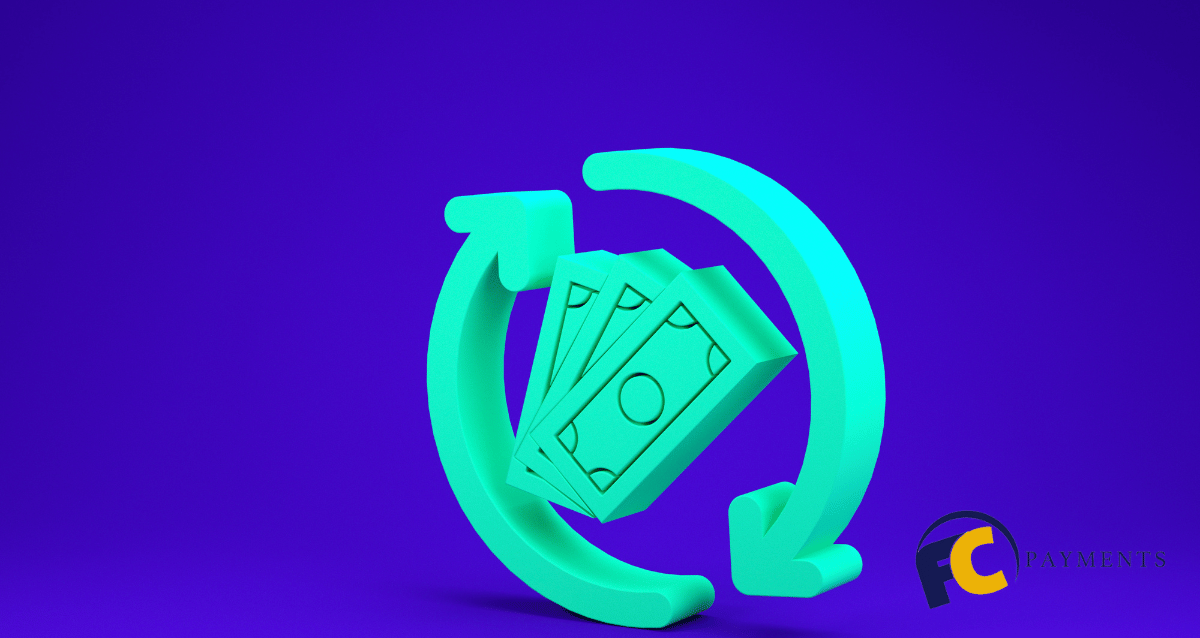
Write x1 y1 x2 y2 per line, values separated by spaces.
445 190 575 292
729 482 862 597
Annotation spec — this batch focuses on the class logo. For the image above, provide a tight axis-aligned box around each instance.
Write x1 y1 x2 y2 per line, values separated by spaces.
915 511 1019 608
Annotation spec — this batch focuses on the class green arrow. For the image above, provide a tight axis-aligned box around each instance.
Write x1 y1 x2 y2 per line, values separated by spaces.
582 149 886 597
427 190 714 628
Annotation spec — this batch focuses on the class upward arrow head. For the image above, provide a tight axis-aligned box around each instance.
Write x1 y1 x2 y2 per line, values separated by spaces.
445 190 575 292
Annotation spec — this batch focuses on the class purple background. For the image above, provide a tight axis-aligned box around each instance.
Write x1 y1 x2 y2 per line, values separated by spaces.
3 2 1196 636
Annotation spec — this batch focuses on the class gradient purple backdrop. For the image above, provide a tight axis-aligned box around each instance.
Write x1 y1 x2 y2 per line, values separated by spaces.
2 1 1196 636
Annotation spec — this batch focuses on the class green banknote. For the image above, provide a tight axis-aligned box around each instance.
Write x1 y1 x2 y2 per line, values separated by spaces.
513 250 688 488
531 266 796 523
526 250 689 429
506 250 616 515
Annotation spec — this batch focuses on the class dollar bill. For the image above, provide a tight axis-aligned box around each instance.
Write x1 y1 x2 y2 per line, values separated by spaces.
530 266 796 523
560 304 720 489
513 250 688 489
527 249 689 428
505 250 616 515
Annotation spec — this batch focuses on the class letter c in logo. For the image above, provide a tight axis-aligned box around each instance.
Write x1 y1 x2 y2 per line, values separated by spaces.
950 526 1008 595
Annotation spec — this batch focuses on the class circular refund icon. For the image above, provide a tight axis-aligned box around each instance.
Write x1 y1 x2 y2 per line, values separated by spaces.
426 149 885 628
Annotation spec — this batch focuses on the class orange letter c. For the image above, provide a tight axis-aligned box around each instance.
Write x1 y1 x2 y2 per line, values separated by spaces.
949 526 1008 595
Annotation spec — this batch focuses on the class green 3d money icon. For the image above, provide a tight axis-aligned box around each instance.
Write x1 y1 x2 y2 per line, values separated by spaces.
426 149 885 628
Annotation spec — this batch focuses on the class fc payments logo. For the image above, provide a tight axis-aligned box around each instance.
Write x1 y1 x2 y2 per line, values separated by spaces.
915 511 1019 608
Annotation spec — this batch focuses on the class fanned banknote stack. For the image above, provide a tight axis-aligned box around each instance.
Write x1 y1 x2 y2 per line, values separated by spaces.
506 249 796 523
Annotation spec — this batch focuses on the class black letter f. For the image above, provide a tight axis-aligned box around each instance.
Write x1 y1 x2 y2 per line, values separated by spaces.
916 534 961 608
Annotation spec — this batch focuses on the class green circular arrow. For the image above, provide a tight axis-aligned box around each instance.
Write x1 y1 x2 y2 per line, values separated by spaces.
426 151 884 628
427 190 713 629
582 149 885 597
